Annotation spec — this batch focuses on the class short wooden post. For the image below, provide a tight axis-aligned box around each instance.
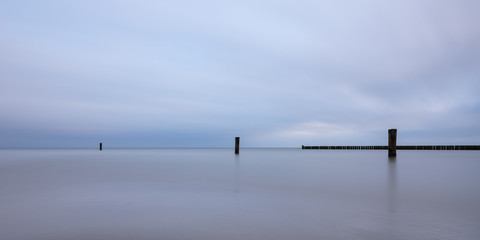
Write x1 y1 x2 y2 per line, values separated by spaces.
235 137 240 154
99 143 102 151
388 129 397 157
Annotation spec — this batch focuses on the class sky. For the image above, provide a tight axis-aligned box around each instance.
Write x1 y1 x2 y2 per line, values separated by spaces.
1 0 479 148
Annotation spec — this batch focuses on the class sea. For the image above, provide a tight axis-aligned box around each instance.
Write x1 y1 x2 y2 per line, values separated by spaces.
1 148 479 240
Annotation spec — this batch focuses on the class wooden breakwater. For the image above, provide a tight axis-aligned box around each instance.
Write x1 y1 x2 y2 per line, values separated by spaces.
302 145 480 150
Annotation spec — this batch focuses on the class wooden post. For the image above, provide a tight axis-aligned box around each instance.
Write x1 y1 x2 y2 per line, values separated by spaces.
99 143 102 151
235 137 240 154
388 129 396 157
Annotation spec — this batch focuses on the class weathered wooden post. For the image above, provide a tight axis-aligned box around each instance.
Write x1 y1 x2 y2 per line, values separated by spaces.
388 129 397 157
99 143 102 151
235 137 240 154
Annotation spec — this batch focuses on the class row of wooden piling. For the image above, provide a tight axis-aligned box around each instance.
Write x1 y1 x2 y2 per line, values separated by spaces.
398 145 480 150
302 145 388 150
302 145 480 150
303 129 478 155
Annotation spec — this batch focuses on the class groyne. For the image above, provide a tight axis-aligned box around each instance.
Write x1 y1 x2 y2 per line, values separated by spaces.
301 145 480 150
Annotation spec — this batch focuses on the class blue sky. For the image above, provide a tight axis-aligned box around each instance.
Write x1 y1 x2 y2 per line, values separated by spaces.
1 0 479 148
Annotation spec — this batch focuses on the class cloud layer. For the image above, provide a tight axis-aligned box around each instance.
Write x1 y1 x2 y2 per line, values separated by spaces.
1 0 479 147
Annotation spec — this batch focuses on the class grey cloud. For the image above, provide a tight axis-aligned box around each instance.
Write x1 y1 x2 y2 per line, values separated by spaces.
0 0 479 147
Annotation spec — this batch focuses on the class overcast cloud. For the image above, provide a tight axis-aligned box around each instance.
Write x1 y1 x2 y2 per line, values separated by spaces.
1 0 479 147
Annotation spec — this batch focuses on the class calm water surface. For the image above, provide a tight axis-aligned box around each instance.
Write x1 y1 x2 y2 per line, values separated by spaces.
0 149 479 240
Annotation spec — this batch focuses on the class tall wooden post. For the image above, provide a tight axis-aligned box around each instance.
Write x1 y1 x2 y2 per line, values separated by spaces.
388 129 396 157
235 137 240 154
99 143 102 151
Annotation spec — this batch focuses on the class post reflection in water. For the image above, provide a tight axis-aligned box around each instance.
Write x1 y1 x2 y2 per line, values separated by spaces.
388 156 397 214
234 154 240 193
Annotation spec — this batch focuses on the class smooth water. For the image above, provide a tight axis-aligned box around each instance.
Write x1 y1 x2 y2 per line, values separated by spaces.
0 149 479 240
